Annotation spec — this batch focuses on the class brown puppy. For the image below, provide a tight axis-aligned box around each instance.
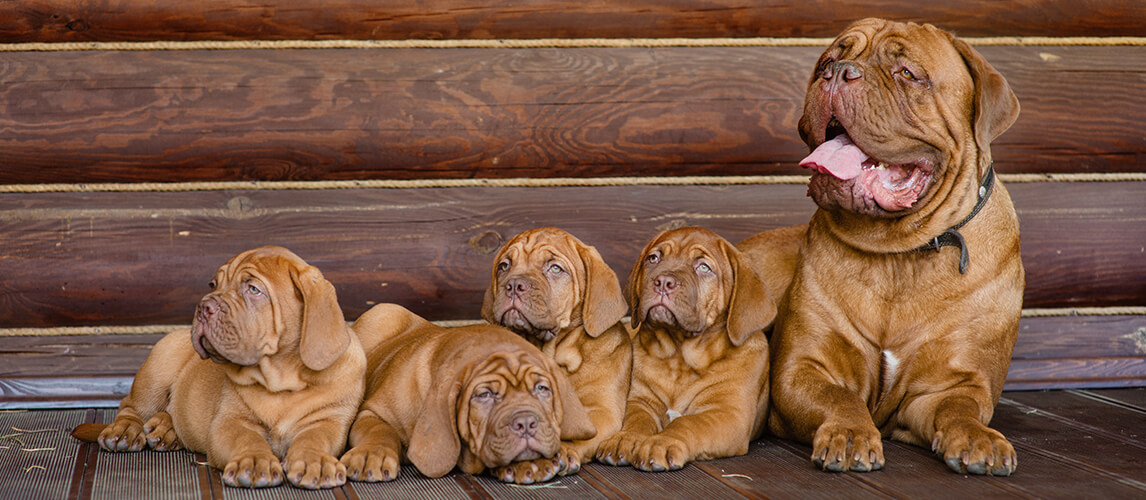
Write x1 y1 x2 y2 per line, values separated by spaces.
80 246 364 489
481 227 632 482
766 18 1023 476
341 304 596 484
596 227 775 471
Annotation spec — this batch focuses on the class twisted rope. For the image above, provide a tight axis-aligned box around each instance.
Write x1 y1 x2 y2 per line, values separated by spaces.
1 173 1143 194
1 36 1145 53
3 308 1142 337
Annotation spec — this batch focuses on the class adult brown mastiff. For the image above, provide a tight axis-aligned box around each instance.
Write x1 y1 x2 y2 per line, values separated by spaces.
341 304 596 484
766 18 1023 476
482 227 632 482
74 246 365 489
596 227 775 472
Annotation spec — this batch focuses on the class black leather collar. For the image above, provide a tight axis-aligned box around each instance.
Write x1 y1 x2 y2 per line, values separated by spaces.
913 166 995 274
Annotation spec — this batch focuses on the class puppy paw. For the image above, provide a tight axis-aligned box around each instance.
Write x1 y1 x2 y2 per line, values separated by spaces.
98 416 147 452
492 443 582 484
284 450 346 489
142 412 183 451
492 457 561 485
340 445 401 482
933 419 1016 476
812 421 884 472
222 450 284 488
632 435 690 472
596 432 643 466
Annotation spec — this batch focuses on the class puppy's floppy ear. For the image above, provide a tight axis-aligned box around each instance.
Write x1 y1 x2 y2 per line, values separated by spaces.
573 238 626 337
480 240 513 325
545 356 596 441
291 265 350 371
407 374 464 478
950 36 1020 155
720 240 776 347
624 242 652 330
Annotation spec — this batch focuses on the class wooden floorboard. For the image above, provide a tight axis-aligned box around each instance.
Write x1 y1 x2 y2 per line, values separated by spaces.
3 390 1143 499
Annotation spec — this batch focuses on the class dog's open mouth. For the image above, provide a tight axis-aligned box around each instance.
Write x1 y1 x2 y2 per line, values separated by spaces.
801 121 934 213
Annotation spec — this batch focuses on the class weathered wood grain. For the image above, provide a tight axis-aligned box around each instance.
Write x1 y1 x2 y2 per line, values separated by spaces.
1 182 1142 328
0 46 1143 184
3 0 1144 42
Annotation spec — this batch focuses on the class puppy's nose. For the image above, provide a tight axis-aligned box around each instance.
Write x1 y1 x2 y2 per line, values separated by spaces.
653 275 678 294
510 412 539 438
199 299 219 319
505 278 531 298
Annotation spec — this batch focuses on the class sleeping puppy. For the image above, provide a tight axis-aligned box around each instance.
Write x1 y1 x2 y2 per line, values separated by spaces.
596 227 775 471
72 246 365 489
341 304 596 484
481 227 632 483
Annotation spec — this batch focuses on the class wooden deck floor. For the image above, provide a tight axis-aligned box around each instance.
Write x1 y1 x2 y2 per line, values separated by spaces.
2 388 1143 499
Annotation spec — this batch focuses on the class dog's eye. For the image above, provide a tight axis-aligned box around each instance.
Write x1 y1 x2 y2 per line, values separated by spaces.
548 264 564 274
472 389 495 402
247 284 262 296
696 262 712 274
497 260 510 273
533 382 552 398
897 67 916 80
646 253 660 265
207 280 217 290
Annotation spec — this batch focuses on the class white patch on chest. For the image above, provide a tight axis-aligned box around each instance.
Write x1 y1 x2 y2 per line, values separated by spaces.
879 350 900 399
665 409 682 423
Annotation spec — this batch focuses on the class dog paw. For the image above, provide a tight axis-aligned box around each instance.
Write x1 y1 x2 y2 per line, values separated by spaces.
933 419 1016 476
284 450 346 489
493 443 582 484
596 432 643 466
222 450 284 488
340 445 401 482
812 421 884 472
98 416 147 452
632 435 689 472
492 457 561 484
142 412 182 451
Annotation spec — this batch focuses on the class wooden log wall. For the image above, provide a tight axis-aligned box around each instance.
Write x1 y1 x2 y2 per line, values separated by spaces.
1 1 1145 394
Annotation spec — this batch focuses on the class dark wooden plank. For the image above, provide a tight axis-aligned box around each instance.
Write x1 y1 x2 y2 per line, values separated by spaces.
1005 315 1146 390
1 46 1144 184
1004 390 1146 446
1080 387 1146 410
1011 181 1146 310
990 397 1146 493
1 181 1143 328
2 0 1143 42
0 334 162 376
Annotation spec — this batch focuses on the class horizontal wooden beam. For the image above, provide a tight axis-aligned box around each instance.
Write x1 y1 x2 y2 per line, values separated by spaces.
0 46 1142 184
3 0 1144 42
1 181 1142 328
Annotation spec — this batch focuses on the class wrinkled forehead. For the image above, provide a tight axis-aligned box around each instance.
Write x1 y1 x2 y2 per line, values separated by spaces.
505 228 577 259
215 247 302 284
471 350 551 387
832 19 960 65
648 229 723 259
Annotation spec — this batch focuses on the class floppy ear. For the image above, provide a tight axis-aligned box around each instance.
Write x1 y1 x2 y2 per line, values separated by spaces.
624 251 646 331
721 241 776 347
407 375 464 478
546 357 597 441
291 265 350 371
574 239 627 337
480 242 511 325
951 36 1020 154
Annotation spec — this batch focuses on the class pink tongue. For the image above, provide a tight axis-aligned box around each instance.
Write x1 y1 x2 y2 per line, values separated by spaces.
799 134 869 180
